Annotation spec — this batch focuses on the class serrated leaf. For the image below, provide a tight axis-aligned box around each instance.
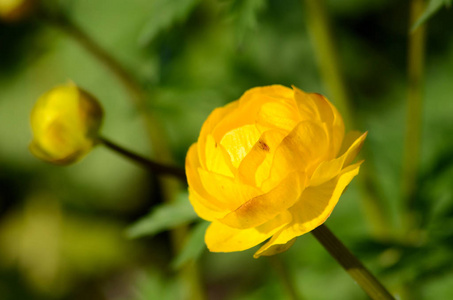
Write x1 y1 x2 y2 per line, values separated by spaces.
126 194 198 238
171 221 209 270
411 0 451 32
138 0 201 46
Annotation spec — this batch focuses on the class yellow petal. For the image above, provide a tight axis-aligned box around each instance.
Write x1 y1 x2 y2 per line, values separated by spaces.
198 85 298 171
219 171 306 229
29 140 82 165
198 101 238 170
293 87 345 158
31 86 77 137
206 211 292 252
310 132 367 186
293 87 324 122
339 131 368 166
242 85 294 103
253 237 296 258
185 144 230 220
326 97 345 157
255 96 301 132
254 161 363 257
204 134 235 177
212 96 270 142
211 85 295 142
198 167 262 211
220 124 261 168
238 129 287 187
77 89 104 137
29 83 103 165
262 121 329 191
188 187 227 221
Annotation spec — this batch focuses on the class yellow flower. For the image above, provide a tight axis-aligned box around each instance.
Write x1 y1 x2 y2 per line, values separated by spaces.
185 85 367 258
29 83 103 165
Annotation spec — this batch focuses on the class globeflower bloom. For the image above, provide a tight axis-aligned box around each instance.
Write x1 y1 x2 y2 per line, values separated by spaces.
185 85 366 258
29 83 103 165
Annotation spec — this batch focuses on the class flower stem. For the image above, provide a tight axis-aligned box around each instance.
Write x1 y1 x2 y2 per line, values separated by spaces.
311 224 394 300
39 8 146 109
303 0 391 240
99 137 187 181
268 256 302 300
38 6 205 299
38 6 171 164
303 0 351 127
402 0 426 238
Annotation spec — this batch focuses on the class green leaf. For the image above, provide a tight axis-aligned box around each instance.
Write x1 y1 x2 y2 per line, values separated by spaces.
128 269 183 300
225 0 267 43
411 0 452 32
126 193 198 238
138 0 201 46
171 221 209 270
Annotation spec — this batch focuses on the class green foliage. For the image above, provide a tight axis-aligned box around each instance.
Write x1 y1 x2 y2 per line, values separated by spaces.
138 0 201 46
411 0 452 31
126 193 199 238
126 269 184 300
224 0 267 43
171 221 209 270
2 0 453 298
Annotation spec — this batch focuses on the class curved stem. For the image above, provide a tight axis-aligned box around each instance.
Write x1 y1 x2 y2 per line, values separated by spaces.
312 224 394 300
38 7 204 298
99 137 187 181
40 9 146 109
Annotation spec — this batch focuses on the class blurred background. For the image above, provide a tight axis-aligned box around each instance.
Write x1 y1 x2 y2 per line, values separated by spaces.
1 0 453 299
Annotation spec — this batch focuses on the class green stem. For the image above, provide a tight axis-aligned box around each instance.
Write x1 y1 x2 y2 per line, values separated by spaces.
402 0 426 238
39 6 171 163
303 0 352 127
268 256 302 300
40 9 146 109
303 0 390 240
311 224 395 300
99 137 186 181
39 7 205 299
397 2 427 299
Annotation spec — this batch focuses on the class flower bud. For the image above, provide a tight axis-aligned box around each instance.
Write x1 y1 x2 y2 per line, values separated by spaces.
0 0 36 22
29 83 103 165
185 85 367 258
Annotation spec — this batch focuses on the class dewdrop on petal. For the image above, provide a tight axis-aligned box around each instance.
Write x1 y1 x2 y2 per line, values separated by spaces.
29 83 104 165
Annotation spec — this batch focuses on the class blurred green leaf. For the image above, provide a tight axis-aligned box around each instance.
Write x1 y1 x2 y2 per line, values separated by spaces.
411 0 451 31
126 193 198 238
127 269 183 300
138 0 201 46
171 221 208 270
225 0 266 43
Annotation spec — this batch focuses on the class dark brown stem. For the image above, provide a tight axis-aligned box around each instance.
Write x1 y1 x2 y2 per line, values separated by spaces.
99 137 186 182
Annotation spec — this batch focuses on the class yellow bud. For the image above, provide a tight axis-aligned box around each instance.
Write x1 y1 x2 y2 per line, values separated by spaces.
29 83 104 165
185 85 367 257
0 0 36 22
